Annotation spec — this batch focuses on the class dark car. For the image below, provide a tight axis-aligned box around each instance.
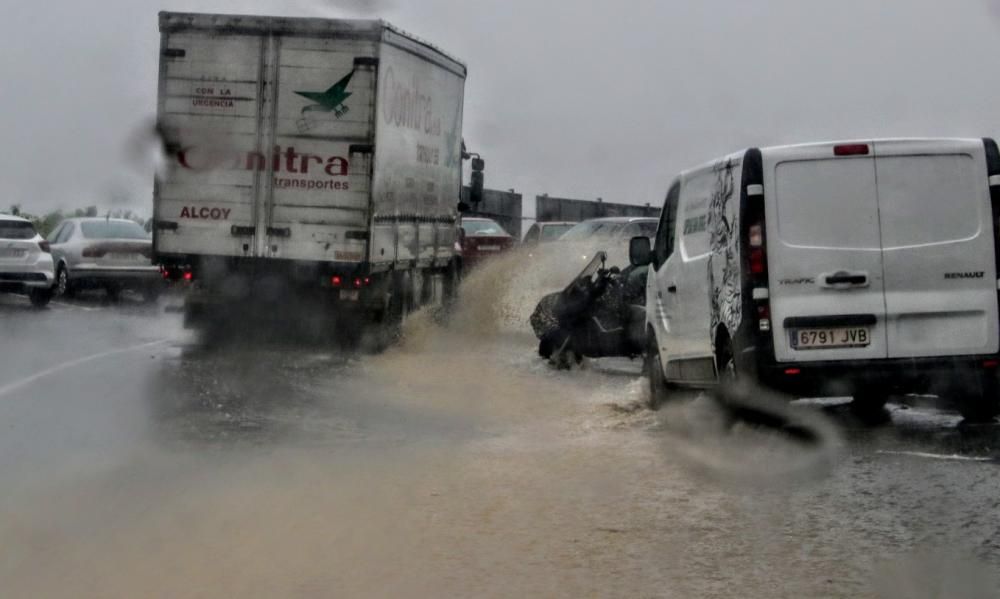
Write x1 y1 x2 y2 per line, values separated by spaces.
459 217 515 270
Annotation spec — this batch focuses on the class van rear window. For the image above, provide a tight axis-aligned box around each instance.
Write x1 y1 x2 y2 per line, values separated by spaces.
0 220 36 240
875 154 980 248
775 158 880 250
81 221 149 240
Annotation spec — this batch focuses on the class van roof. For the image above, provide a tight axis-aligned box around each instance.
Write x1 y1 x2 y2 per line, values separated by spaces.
679 137 987 178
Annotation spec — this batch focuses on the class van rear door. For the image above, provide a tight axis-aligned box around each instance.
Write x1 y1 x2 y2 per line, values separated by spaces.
767 143 890 363
873 139 999 358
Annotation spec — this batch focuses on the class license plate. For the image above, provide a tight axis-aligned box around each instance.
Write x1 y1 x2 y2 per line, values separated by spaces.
339 290 360 301
791 327 871 350
0 249 26 258
478 245 500 251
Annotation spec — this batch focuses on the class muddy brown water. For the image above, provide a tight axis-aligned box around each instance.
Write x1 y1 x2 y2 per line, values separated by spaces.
1 250 999 598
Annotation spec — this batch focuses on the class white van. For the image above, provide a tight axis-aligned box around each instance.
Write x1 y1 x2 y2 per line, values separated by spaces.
631 138 1000 421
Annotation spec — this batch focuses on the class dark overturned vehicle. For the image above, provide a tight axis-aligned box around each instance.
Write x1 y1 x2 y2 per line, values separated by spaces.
530 251 648 368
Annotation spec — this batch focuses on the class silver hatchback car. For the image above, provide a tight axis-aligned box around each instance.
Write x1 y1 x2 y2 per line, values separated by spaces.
48 218 162 301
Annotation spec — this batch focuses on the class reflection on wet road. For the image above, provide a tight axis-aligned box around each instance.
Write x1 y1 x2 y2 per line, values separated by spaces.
1 283 999 598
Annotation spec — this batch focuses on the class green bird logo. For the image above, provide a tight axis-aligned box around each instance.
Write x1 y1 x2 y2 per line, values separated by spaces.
295 70 355 118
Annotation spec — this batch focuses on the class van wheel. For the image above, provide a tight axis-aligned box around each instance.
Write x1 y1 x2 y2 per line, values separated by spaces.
645 337 672 410
956 375 1000 423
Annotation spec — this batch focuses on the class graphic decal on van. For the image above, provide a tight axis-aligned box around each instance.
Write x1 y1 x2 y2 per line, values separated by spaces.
707 159 741 346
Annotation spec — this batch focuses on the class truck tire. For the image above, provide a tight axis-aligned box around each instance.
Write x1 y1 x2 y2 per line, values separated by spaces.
372 274 406 351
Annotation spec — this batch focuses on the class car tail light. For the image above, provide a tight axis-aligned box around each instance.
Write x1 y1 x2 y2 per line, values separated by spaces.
183 271 193 282
38 240 50 253
984 359 999 369
834 144 870 156
352 277 372 288
784 368 802 376
331 275 343 287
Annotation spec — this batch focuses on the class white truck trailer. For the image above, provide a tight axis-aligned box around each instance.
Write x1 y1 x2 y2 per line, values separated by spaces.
153 12 469 336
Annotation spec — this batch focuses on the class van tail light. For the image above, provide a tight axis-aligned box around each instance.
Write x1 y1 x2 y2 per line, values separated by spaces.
749 248 766 275
38 241 51 253
748 224 764 248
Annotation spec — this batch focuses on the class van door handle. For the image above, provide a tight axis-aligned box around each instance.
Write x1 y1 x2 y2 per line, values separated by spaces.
822 271 869 287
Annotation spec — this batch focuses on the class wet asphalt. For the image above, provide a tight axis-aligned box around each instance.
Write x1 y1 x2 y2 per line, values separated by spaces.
1 288 999 598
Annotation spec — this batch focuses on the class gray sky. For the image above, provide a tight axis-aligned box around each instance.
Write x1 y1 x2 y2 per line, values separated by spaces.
2 0 1000 217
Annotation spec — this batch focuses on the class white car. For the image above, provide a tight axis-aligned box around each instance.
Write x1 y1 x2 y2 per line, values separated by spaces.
633 138 1000 421
0 214 55 307
556 216 658 270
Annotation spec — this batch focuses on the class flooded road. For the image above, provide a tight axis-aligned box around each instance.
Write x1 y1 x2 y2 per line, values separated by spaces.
1 270 999 598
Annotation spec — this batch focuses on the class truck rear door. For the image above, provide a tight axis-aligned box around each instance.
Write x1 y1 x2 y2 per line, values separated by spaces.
265 37 377 264
873 139 999 358
767 143 890 363
156 32 265 259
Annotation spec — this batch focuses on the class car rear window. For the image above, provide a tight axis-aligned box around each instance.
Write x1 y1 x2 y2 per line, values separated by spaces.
560 221 624 241
540 224 574 241
0 220 36 240
462 220 509 237
80 221 149 240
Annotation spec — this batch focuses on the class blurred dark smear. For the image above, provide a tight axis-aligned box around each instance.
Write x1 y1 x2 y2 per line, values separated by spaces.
654 381 843 488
